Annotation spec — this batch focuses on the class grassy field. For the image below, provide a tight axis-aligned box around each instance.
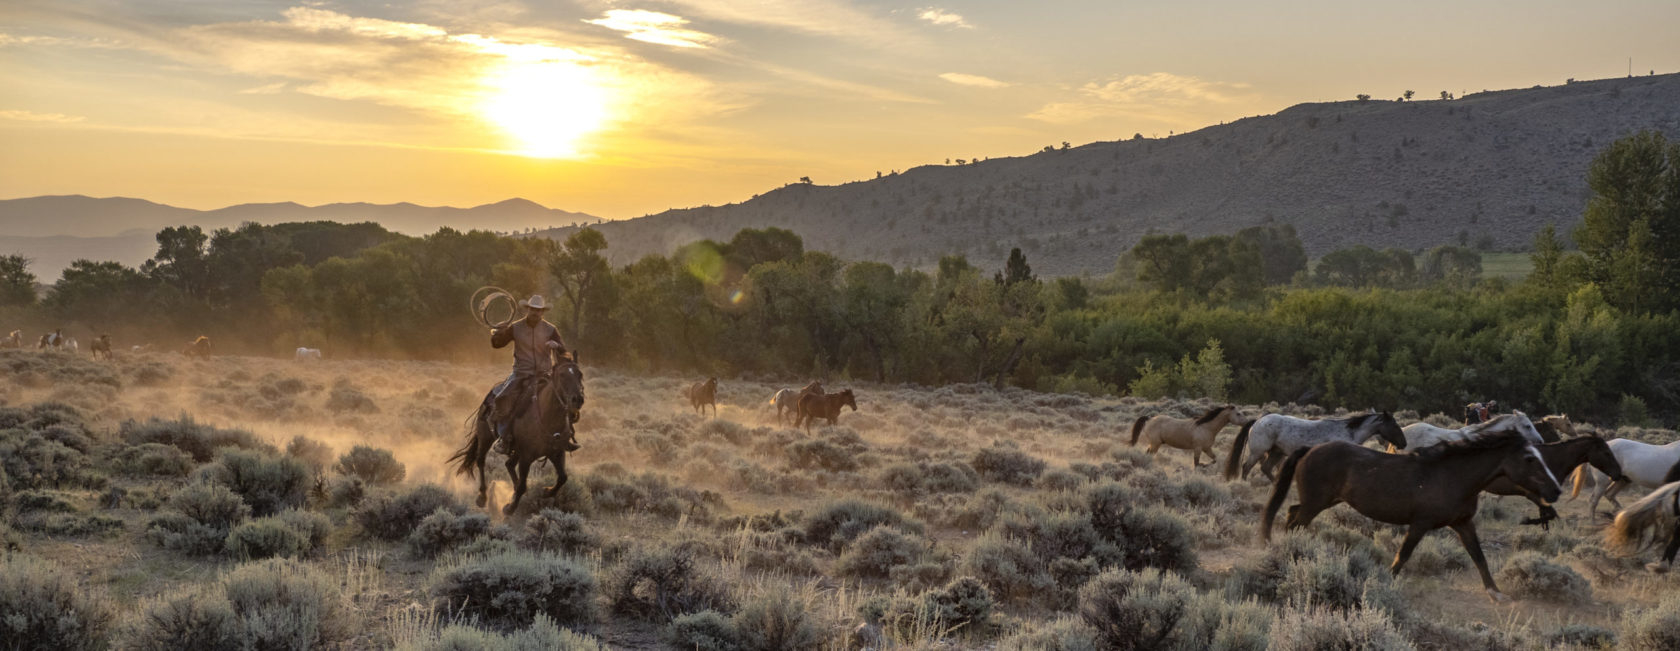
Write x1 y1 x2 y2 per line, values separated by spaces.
2 350 1677 649
1481 252 1534 281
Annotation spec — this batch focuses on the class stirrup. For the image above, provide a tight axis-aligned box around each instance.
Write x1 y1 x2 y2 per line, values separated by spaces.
553 432 580 452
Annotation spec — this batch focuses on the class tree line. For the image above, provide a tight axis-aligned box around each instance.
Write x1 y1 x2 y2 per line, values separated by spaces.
1 131 1675 424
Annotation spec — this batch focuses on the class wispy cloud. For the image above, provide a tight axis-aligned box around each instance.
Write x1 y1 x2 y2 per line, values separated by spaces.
654 0 907 42
584 10 719 49
917 8 971 28
1027 72 1254 124
0 109 86 123
239 82 288 95
939 72 1008 88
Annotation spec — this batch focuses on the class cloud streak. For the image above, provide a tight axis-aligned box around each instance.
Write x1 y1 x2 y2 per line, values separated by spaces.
1027 72 1254 124
584 9 719 49
918 8 971 28
939 72 1008 88
0 109 86 123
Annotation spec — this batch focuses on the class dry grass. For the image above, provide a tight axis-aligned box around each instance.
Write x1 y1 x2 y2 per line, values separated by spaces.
3 348 1679 648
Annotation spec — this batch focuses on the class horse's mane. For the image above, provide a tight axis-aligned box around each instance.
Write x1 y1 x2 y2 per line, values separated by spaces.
1409 428 1528 461
1342 412 1377 431
1194 406 1230 425
193 336 209 344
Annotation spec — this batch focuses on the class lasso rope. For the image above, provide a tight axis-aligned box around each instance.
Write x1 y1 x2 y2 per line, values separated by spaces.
470 286 524 330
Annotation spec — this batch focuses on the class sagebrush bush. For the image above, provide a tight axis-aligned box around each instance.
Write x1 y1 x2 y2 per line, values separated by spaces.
401 615 607 651
121 558 352 650
1267 606 1414 651
112 442 195 477
147 481 251 555
225 509 330 560
324 475 366 508
356 484 463 540
606 543 733 622
800 499 922 552
284 435 334 472
1078 568 1203 651
120 416 269 462
994 615 1101 650
408 509 494 558
971 446 1047 486
1233 530 1396 612
874 576 997 637
14 490 78 513
0 426 96 490
199 449 312 517
884 461 982 495
1546 623 1615 649
1496 551 1592 604
731 589 824 651
519 508 599 555
326 381 379 413
1623 593 1680 651
336 445 406 485
785 438 859 472
836 524 928 579
0 554 114 651
965 533 1053 602
664 610 738 651
430 550 596 630
1039 468 1089 492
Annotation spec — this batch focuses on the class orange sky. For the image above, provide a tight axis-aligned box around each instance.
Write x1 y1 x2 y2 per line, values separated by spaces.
2 0 1677 219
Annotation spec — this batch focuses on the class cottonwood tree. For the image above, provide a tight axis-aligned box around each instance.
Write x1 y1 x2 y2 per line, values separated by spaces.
1572 130 1680 314
0 255 36 307
550 227 608 342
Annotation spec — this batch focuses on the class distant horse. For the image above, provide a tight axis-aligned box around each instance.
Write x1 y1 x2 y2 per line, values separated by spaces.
1130 405 1240 467
1262 429 1562 603
683 377 718 416
90 335 112 361
797 389 857 431
1532 414 1577 442
182 336 212 358
36 330 62 350
449 355 585 515
1573 438 1680 517
1397 412 1548 450
1482 435 1626 529
1224 411 1406 481
1 330 21 349
64 337 78 354
771 381 825 425
295 347 323 361
1604 459 1680 573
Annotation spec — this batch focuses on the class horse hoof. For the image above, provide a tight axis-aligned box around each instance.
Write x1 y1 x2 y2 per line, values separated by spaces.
502 504 516 516
1647 562 1671 574
1487 589 1512 604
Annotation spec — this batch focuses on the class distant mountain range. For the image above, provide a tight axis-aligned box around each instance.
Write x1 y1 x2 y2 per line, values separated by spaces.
532 73 1679 276
6 73 1679 280
0 196 600 279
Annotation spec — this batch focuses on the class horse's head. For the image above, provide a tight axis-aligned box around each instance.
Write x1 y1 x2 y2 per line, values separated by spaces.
1547 414 1578 438
548 359 586 416
1370 411 1406 450
1582 435 1630 484
1499 437 1563 503
841 389 857 411
1498 411 1547 445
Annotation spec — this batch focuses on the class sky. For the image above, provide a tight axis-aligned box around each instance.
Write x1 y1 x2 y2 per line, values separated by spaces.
2 0 1677 219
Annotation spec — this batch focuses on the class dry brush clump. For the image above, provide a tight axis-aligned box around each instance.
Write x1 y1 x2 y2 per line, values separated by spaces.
1496 551 1593 604
0 554 114 651
120 415 271 462
336 444 406 485
146 480 251 555
428 549 597 631
605 541 734 624
224 508 331 560
119 558 354 649
397 615 607 651
355 484 464 541
519 508 599 556
1267 606 1413 651
406 509 496 559
1076 568 1269 651
196 449 312 517
1229 528 1401 614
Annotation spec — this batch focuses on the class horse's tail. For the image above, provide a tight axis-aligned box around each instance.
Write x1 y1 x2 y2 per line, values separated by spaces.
1129 416 1148 447
447 403 487 479
1605 482 1680 554
1570 464 1596 501
1262 447 1310 542
1223 420 1254 480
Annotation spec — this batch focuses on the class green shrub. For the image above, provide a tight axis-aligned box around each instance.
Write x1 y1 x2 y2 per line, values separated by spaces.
14 490 78 513
0 554 114 651
401 615 607 650
800 499 921 552
336 445 406 485
1497 551 1592 604
972 446 1047 486
147 481 251 555
408 509 494 558
429 550 596 630
836 525 928 579
1233 530 1396 612
605 543 733 622
121 558 352 650
201 449 311 517
731 589 823 651
0 426 95 490
112 443 195 477
519 508 598 555
356 484 463 540
120 416 270 462
1267 606 1414 651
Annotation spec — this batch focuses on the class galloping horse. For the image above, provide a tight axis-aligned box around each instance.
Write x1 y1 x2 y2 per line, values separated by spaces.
36 330 63 350
1532 414 1578 442
1574 438 1680 517
90 335 113 360
1482 435 1626 528
1 330 21 349
772 381 824 426
1130 405 1240 467
797 389 856 431
684 377 718 416
182 336 212 358
449 355 586 515
1223 411 1406 481
1605 459 1680 573
1262 429 1562 603
1397 412 1548 451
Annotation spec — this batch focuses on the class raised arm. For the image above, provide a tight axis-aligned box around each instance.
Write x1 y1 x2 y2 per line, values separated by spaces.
490 326 513 349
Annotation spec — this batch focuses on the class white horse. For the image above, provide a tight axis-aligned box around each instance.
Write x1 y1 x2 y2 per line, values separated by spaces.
1224 411 1406 481
1130 405 1241 467
1397 412 1547 451
770 388 796 424
295 347 323 361
64 337 78 354
1574 439 1680 517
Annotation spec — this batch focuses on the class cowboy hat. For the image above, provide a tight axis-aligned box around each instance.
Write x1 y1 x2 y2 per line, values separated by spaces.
521 295 549 310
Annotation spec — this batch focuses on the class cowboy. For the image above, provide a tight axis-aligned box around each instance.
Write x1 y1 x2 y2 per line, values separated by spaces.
489 294 575 454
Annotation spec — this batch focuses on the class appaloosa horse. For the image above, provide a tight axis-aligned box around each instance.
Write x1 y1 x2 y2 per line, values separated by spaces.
1224 411 1406 481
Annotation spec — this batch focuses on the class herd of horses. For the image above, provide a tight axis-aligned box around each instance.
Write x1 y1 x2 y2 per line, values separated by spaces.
1 329 209 359
1132 404 1680 601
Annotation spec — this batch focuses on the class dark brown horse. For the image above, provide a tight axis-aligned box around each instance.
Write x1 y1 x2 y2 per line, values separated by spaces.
1483 435 1626 529
796 389 856 431
684 377 718 416
1262 429 1562 603
90 334 113 361
449 357 585 515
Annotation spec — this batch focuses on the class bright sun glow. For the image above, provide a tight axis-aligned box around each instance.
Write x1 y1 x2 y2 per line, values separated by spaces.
481 60 609 158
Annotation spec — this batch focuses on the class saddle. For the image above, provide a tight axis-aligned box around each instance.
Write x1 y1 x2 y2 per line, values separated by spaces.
491 377 542 424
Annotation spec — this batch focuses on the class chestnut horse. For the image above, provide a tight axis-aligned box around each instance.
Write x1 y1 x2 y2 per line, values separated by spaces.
684 377 718 416
1262 429 1561 603
796 389 856 431
449 356 585 515
1482 435 1625 529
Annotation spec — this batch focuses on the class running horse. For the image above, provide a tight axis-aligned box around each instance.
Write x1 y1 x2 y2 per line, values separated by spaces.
1 330 21 349
1396 412 1548 451
1262 428 1562 603
1224 411 1406 481
1482 435 1626 529
182 336 212 358
771 380 824 425
684 377 718 417
449 353 586 515
1573 438 1680 518
1130 405 1240 467
90 335 113 361
1605 459 1680 573
796 388 856 431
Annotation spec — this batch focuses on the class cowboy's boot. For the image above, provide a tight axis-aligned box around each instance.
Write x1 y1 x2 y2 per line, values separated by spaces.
556 431 580 452
493 421 513 455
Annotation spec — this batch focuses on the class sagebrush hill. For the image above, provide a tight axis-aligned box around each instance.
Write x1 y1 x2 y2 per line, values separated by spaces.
537 73 1680 276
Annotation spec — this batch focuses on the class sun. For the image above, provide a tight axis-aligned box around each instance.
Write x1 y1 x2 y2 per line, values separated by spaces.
481 60 609 158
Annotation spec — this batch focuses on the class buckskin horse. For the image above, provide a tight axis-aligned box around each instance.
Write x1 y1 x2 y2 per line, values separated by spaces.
449 354 586 515
1130 405 1240 467
1262 429 1562 603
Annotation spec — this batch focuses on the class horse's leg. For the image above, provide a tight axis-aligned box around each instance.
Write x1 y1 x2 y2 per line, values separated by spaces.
1518 495 1556 529
1449 522 1508 603
1285 494 1336 531
544 454 568 498
474 417 491 508
1651 525 1680 573
1391 525 1429 576
1202 444 1218 468
503 455 527 516
1606 479 1627 510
